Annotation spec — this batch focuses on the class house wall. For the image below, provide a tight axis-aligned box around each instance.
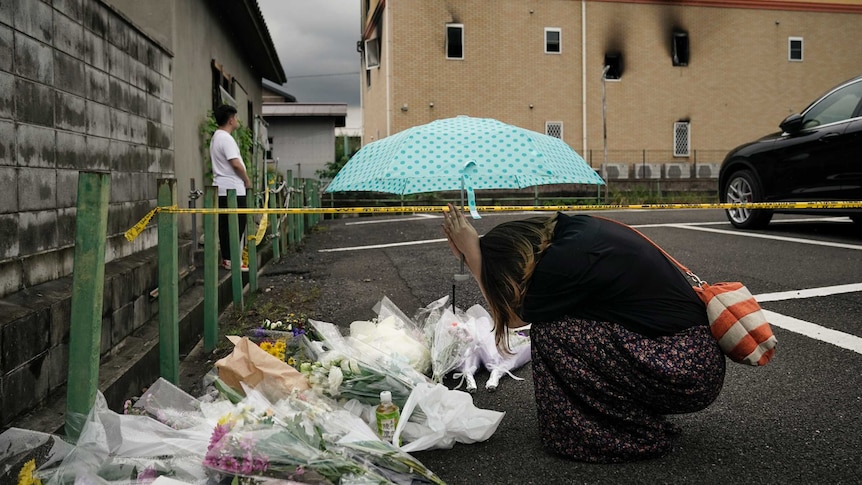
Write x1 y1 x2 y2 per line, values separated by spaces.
363 0 862 165
267 117 338 180
0 0 172 298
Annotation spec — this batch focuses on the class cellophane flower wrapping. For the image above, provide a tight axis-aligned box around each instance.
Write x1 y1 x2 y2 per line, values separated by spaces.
460 305 531 391
249 316 313 367
426 306 478 383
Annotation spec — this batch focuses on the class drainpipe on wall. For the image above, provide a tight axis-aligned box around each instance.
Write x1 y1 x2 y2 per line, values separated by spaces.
581 0 587 158
385 1 392 137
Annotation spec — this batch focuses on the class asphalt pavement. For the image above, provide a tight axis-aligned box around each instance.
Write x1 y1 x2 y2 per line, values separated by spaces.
280 208 862 485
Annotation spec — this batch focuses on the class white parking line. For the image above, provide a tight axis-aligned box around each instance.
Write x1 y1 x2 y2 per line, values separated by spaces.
763 310 862 355
755 283 862 302
318 238 448 252
345 213 441 226
666 224 862 251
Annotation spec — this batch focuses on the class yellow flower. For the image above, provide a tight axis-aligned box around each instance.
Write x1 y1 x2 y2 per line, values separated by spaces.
18 459 42 485
287 357 296 366
260 341 273 351
217 413 234 426
274 339 286 351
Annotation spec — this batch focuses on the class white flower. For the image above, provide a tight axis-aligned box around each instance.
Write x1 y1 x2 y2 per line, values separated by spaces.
349 359 361 375
328 366 344 396
340 359 352 375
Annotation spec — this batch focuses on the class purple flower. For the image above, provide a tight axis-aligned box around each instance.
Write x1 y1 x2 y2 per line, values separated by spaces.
137 466 158 481
219 456 240 474
207 423 232 453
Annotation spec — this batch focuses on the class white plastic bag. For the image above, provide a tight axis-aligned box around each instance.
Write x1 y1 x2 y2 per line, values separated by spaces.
392 382 505 452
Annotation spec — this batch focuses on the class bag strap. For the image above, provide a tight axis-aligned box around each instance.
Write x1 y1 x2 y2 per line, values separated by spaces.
592 215 706 286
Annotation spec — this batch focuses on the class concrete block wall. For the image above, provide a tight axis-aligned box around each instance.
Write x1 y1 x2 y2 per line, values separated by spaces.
0 0 174 427
0 0 174 299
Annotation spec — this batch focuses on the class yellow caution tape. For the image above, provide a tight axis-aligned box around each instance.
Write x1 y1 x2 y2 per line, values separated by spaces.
124 206 160 241
125 200 862 241
248 187 269 246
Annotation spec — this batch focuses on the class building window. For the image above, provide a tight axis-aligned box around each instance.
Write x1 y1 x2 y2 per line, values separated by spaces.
672 30 689 66
673 122 690 157
546 122 563 139
545 28 561 54
211 60 235 110
603 53 622 80
365 37 380 69
789 37 803 61
446 24 464 59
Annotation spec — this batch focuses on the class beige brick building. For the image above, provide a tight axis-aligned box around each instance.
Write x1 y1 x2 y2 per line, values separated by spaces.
359 0 862 172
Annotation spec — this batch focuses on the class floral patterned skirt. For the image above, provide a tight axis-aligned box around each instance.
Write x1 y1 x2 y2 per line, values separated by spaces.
530 317 725 463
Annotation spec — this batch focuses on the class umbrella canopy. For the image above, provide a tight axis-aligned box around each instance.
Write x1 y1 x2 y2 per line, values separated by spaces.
325 116 605 196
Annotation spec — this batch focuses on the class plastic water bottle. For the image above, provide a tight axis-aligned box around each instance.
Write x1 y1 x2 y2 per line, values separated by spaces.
375 391 400 445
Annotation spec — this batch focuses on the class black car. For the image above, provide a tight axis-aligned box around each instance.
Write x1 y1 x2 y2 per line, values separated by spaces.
719 75 862 228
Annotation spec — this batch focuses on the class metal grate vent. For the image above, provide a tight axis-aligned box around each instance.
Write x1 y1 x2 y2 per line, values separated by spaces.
546 122 563 139
673 122 690 157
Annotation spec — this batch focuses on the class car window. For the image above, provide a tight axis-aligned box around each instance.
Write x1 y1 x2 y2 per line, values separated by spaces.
802 80 862 129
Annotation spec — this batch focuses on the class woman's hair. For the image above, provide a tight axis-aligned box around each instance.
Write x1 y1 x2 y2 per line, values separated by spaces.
479 214 557 352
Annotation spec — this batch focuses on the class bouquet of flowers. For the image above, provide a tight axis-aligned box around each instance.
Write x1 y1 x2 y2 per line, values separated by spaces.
427 306 477 383
250 314 312 367
454 305 532 392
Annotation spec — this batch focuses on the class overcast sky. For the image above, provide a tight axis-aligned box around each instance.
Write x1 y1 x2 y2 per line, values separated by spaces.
258 0 363 133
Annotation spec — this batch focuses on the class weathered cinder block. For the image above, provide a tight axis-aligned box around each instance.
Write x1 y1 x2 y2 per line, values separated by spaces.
13 0 53 44
108 44 128 82
1 305 50 372
86 65 110 104
14 33 54 84
43 344 69 393
55 131 87 170
17 124 56 168
129 58 146 92
22 249 62 289
158 148 173 173
161 102 173 128
159 51 171 79
53 9 83 57
1 354 50 423
0 25 12 72
0 260 22 296
86 101 111 138
130 144 147 172
19 168 57 211
49 285 72 348
0 119 14 164
145 69 161 97
129 114 147 145
110 108 130 142
146 93 161 123
16 78 54 126
100 314 111 354
82 0 107 37
0 214 19 259
0 167 17 213
18 209 58 255
106 10 128 52
109 170 131 204
129 85 147 117
160 74 172 103
109 76 128 110
146 121 171 149
54 0 84 23
0 0 11 27
56 172 79 209
110 301 135 347
54 50 87 98
86 135 110 170
109 139 130 172
56 206 76 248
55 91 87 132
83 29 107 71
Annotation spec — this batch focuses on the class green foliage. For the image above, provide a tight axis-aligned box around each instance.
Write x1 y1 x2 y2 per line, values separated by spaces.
317 135 361 180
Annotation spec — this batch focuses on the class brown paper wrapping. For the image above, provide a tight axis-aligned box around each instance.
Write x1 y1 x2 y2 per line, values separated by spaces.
215 336 310 395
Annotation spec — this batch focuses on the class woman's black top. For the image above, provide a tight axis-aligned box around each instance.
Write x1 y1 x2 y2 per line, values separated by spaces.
520 213 707 337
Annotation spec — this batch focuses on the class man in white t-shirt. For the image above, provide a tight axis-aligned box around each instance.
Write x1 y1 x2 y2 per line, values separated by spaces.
210 104 252 271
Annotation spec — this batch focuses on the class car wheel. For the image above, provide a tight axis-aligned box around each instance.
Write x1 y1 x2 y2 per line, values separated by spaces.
723 169 773 229
851 215 862 225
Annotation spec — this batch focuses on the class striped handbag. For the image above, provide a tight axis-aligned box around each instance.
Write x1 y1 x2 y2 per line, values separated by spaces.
600 217 777 366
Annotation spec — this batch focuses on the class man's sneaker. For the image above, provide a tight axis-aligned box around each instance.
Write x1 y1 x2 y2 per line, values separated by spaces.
221 259 249 272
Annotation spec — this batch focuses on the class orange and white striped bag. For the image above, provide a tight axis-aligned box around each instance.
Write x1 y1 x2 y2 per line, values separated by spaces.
596 216 777 366
692 282 777 366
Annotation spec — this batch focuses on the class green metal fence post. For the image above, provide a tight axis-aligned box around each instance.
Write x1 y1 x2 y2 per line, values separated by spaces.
268 187 280 261
227 189 243 310
203 186 218 352
157 178 180 384
297 178 306 240
246 186 258 294
286 170 296 248
65 171 110 440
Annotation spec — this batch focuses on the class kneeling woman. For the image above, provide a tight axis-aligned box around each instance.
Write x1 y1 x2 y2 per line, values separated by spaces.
442 205 725 463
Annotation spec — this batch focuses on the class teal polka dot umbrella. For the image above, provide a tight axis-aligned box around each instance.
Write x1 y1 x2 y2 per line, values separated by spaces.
325 116 605 204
